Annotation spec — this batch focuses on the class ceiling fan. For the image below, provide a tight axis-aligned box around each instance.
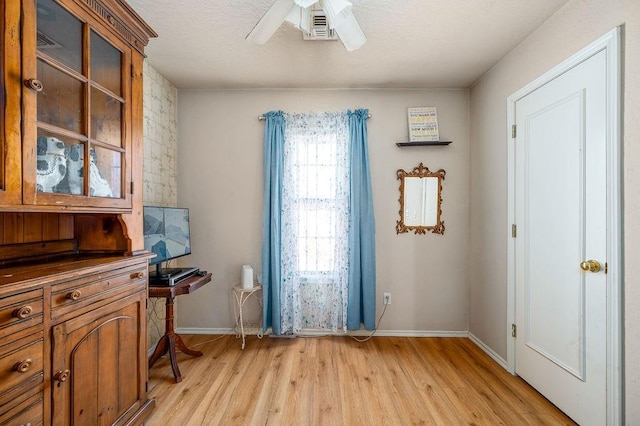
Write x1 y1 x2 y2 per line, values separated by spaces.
246 0 366 51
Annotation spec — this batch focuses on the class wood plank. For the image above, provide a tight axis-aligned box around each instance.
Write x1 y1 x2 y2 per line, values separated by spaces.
98 320 119 425
3 212 23 244
42 214 60 241
312 337 344 424
19 0 37 205
72 329 99 424
118 304 140 413
23 213 43 242
281 337 316 425
118 52 145 253
370 336 441 424
0 239 77 264
0 0 23 206
0 213 77 247
58 214 75 239
246 338 290 425
238 337 295 425
146 336 576 425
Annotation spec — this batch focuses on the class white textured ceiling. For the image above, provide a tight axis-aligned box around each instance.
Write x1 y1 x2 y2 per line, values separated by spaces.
127 0 569 90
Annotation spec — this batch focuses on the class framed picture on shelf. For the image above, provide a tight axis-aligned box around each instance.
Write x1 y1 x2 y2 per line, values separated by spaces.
408 107 439 142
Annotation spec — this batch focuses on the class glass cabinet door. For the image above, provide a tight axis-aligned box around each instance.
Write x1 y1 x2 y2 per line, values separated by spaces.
24 0 130 208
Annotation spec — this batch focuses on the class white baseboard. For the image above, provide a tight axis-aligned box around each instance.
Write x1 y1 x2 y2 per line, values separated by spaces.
174 327 508 373
345 329 467 338
176 327 234 335
176 327 467 338
468 332 509 371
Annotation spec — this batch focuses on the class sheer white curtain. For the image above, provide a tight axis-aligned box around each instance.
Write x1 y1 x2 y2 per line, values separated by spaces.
280 112 350 333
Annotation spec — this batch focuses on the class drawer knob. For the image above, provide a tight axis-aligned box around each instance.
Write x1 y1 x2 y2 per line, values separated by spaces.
55 369 71 383
14 359 32 373
131 271 144 279
13 305 33 319
67 290 82 301
24 78 43 92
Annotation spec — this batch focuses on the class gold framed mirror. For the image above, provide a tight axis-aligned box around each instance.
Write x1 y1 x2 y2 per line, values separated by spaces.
396 163 446 235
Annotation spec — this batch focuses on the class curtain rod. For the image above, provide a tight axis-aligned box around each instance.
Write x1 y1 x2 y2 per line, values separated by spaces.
258 113 372 121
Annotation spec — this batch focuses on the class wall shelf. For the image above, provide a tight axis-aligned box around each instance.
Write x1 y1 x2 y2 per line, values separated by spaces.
396 141 452 147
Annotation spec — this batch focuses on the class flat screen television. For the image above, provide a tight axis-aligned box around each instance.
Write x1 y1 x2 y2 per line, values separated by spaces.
143 206 193 280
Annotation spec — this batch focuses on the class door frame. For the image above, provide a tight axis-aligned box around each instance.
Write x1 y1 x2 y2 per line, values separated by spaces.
506 27 622 424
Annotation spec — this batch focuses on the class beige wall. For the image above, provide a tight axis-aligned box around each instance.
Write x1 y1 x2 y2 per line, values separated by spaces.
174 89 471 334
142 62 178 348
468 0 640 421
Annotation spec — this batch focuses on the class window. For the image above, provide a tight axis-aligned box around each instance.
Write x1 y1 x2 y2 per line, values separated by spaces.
281 112 350 331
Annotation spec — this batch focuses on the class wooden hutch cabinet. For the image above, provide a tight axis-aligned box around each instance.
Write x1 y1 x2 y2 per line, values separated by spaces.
0 0 157 425
2 0 154 213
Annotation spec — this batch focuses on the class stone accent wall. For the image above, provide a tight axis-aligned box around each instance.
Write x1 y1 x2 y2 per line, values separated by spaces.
142 61 178 350
143 61 178 208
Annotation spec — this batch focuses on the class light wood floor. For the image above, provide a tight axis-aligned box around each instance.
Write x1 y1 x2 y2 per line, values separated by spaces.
146 334 575 425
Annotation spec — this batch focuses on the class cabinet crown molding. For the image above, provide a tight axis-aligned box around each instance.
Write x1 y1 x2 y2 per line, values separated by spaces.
80 0 157 53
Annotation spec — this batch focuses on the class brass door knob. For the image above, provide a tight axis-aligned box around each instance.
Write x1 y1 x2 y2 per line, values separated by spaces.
13 305 33 319
24 78 43 92
580 260 601 273
67 290 82 300
14 359 32 373
55 369 71 383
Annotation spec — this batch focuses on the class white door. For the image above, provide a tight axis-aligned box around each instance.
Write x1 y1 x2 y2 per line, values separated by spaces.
514 49 607 425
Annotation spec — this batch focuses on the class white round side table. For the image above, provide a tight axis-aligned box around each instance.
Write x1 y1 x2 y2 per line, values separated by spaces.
231 284 263 349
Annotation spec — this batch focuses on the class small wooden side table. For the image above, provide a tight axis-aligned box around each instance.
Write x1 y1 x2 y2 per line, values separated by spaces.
231 284 263 349
148 272 212 382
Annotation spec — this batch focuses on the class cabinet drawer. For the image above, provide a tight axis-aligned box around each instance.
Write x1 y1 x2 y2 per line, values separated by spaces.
0 333 44 394
0 373 43 418
0 391 44 426
0 289 44 336
51 266 147 316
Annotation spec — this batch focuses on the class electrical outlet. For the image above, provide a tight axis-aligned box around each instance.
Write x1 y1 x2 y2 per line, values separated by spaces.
383 293 391 305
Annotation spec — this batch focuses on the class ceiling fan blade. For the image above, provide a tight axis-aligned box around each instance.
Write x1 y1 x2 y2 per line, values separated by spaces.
246 0 296 44
321 0 365 51
294 0 318 7
285 5 312 34
333 12 366 51
319 0 352 29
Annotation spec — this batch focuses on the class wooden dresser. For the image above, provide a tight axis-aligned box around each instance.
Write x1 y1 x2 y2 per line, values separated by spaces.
1 0 157 424
0 252 153 425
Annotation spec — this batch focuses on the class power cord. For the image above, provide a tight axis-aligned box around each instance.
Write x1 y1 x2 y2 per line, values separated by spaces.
349 300 388 343
147 298 165 343
183 293 390 345
290 300 389 342
190 329 235 348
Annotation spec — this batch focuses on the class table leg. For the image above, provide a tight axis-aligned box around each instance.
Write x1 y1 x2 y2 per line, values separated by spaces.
148 295 203 383
148 334 169 368
173 334 203 357
166 334 182 383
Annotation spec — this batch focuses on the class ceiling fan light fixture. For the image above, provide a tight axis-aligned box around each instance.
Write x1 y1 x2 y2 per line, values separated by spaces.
246 0 366 50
